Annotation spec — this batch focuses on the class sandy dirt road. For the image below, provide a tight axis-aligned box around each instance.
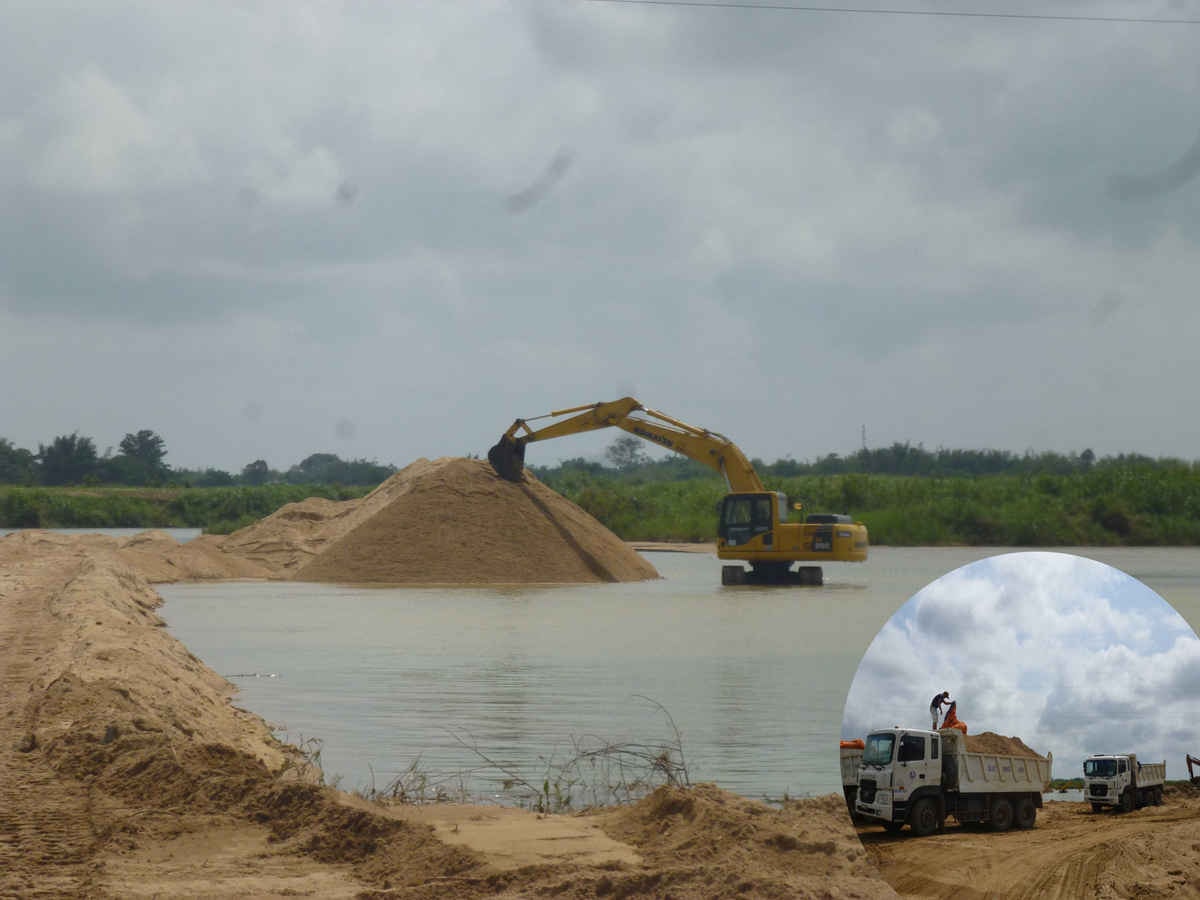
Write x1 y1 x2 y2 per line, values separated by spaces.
859 794 1200 899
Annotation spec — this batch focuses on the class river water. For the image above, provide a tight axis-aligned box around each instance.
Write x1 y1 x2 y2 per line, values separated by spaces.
159 546 1200 803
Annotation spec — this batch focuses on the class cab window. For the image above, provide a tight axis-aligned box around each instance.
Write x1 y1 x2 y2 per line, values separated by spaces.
898 734 925 763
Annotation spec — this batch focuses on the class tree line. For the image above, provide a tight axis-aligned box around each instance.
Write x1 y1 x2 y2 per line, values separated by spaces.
0 430 395 487
532 437 1194 483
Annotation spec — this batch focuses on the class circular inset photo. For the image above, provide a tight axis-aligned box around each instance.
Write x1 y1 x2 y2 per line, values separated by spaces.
840 551 1200 896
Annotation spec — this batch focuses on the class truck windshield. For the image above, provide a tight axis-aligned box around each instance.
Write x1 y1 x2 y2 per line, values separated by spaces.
1085 759 1117 777
863 733 895 766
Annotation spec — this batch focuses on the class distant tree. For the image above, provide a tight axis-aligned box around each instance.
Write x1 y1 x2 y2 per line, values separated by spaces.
296 452 340 476
119 429 167 468
37 432 99 485
110 429 170 484
196 468 236 487
605 436 650 472
241 459 271 485
284 452 395 485
0 438 36 484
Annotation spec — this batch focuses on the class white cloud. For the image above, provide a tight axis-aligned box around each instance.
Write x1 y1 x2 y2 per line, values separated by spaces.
32 66 202 193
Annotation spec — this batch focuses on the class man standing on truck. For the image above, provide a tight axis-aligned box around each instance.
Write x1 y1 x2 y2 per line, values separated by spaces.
930 690 952 729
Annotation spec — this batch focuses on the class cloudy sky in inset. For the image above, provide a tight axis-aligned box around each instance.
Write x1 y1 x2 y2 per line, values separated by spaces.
842 552 1200 779
3 2 1200 471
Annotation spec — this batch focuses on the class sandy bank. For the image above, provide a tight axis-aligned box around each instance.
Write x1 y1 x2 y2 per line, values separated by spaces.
0 531 891 898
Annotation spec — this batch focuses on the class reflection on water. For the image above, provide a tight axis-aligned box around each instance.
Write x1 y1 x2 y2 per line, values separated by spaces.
160 546 1200 802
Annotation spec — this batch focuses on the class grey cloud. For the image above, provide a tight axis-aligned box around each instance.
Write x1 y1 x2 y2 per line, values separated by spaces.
1110 129 1200 201
3 2 1200 467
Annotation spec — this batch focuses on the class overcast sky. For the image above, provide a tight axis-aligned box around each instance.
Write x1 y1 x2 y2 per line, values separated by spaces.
3 2 1199 471
842 552 1200 780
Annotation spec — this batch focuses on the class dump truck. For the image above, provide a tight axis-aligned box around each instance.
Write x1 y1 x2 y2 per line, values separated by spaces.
488 397 868 586
854 727 1052 836
1083 754 1165 812
840 739 864 814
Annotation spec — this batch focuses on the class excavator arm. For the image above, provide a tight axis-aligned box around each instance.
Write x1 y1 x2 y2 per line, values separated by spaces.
488 397 765 492
1188 754 1200 782
488 396 869 583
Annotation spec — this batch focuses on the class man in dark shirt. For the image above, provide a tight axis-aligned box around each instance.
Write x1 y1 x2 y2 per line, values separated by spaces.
930 691 952 729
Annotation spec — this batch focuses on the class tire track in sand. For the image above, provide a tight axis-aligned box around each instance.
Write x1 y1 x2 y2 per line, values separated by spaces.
862 802 1200 898
0 559 103 898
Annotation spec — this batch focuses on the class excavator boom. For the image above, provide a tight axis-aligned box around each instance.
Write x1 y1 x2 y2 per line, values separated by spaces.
489 397 765 492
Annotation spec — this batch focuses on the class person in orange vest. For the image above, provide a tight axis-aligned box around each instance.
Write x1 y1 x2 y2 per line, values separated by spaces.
941 701 967 733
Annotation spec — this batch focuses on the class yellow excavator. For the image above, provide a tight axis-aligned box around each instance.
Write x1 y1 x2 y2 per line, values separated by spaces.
488 397 868 586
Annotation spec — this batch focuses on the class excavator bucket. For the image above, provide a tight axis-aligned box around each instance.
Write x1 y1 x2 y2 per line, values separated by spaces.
488 437 526 482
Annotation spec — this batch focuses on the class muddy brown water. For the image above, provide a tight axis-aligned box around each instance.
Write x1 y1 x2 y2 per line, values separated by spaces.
158 546 1200 803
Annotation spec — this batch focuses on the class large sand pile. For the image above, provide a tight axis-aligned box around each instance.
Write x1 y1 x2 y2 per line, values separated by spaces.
26 457 659 587
222 457 660 585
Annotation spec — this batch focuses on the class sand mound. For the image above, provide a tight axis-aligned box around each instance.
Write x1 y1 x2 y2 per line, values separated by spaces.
590 784 896 898
963 731 1045 758
116 530 270 582
40 456 658 587
285 457 659 584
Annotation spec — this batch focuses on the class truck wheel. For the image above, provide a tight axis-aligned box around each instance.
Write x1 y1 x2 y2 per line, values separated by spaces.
1091 802 1104 813
910 798 939 837
990 797 1013 832
1014 796 1037 829
1153 787 1163 806
1119 789 1134 813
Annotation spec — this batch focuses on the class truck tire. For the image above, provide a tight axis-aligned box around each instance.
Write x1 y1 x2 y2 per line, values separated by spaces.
910 798 939 837
1119 789 1134 813
990 797 1013 832
1153 787 1163 806
1014 796 1037 829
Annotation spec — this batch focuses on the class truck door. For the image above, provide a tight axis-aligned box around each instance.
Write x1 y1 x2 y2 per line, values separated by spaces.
896 733 939 803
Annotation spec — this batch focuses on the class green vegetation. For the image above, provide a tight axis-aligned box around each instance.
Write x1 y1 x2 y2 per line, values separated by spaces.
0 428 395 489
4 429 1199 546
0 484 370 532
533 451 1200 546
1048 778 1085 790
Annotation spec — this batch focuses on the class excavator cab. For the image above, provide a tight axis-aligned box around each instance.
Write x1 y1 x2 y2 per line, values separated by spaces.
718 493 781 547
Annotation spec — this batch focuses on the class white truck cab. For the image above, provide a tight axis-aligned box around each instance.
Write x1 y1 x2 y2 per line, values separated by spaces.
856 727 946 836
1083 754 1165 812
